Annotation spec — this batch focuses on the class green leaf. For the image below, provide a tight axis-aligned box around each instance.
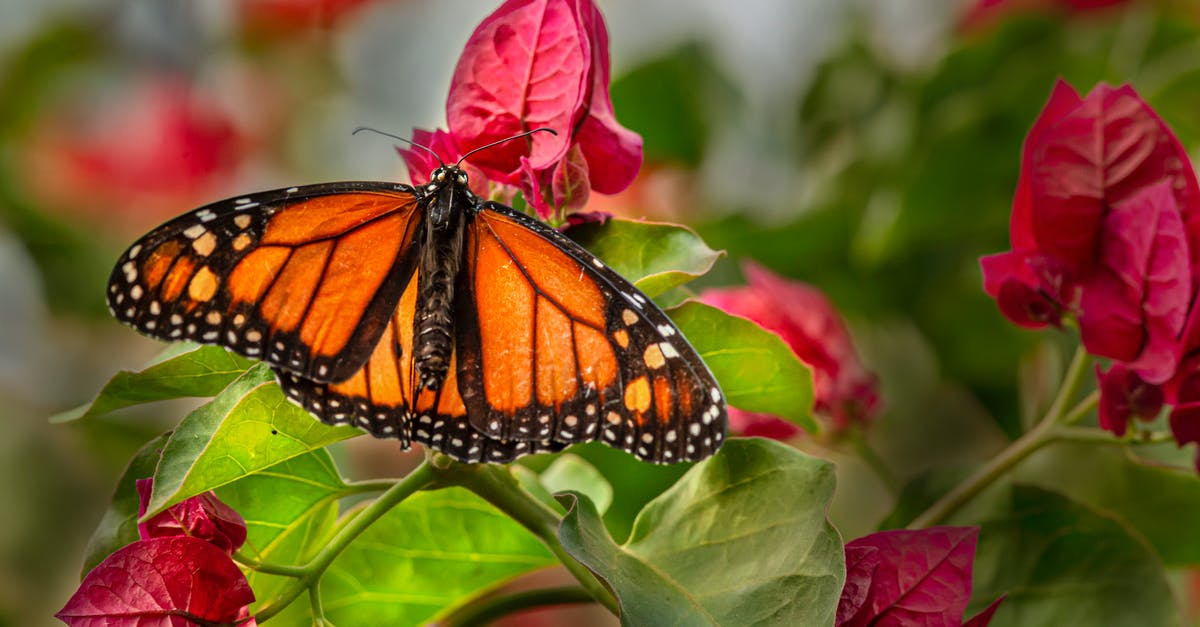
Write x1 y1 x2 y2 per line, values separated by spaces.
540 454 613 515
669 302 816 431
970 485 1179 626
567 218 722 297
51 344 253 422
1014 444 1200 566
557 438 844 626
80 432 170 575
145 363 358 517
217 449 346 614
320 487 557 624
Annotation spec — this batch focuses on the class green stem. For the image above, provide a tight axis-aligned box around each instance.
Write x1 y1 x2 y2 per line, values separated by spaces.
907 346 1091 529
309 579 326 625
436 586 596 627
1052 425 1176 446
443 463 620 615
848 430 898 494
340 478 399 495
1059 390 1099 426
234 552 307 577
254 461 437 623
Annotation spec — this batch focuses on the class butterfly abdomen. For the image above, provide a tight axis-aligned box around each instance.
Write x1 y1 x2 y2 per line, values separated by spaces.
413 207 466 391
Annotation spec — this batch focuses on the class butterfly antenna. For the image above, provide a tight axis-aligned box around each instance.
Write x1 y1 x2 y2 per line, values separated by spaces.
352 126 445 167
456 127 558 167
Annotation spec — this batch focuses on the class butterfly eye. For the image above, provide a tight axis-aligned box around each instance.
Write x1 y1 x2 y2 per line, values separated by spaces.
458 174 467 184
436 170 446 182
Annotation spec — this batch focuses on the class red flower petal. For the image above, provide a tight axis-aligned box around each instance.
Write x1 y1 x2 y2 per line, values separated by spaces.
1077 182 1190 382
445 0 641 218
398 128 490 197
570 0 642 195
136 479 247 555
836 545 881 625
1011 80 1084 252
560 210 611 230
447 0 588 181
1027 84 1200 278
551 143 591 211
1170 403 1200 448
981 251 1062 328
399 128 461 185
56 536 254 626
240 0 375 31
1097 364 1165 437
839 527 980 627
727 408 802 440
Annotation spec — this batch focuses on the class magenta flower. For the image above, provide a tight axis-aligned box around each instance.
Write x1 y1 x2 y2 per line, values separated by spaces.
701 261 881 437
58 480 254 625
982 79 1200 385
136 478 247 555
404 0 642 220
1096 364 1164 437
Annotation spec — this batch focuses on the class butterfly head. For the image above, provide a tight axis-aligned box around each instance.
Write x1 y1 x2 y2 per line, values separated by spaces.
422 165 476 228
424 165 470 194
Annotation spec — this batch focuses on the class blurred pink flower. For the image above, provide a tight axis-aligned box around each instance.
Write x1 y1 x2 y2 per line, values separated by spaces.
406 0 642 220
961 0 1132 31
24 76 250 230
239 0 377 32
700 261 881 437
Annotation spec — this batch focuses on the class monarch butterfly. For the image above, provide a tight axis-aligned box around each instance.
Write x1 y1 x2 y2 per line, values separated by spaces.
106 137 727 464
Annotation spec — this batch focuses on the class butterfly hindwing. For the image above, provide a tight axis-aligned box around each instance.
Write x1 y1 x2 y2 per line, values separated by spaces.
107 182 424 383
274 265 566 463
455 204 727 463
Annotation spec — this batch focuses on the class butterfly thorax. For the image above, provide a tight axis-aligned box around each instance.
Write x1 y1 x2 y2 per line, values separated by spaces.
413 166 473 391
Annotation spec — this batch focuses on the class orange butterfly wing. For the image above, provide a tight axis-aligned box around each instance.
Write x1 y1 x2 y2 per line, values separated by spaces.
109 177 725 464
107 183 423 382
455 204 727 463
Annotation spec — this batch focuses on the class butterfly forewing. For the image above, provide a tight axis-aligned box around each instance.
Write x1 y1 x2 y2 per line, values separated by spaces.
106 183 423 383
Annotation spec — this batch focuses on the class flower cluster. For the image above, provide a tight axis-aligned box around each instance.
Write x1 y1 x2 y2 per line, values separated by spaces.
399 0 643 221
701 262 881 439
56 480 254 626
982 79 1200 468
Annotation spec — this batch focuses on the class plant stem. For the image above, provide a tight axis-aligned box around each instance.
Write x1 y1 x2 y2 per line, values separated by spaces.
848 430 898 494
1052 425 1176 446
254 461 437 623
435 586 596 627
340 478 400 495
907 346 1091 529
1059 390 1099 425
234 552 307 577
309 579 326 625
444 463 620 615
